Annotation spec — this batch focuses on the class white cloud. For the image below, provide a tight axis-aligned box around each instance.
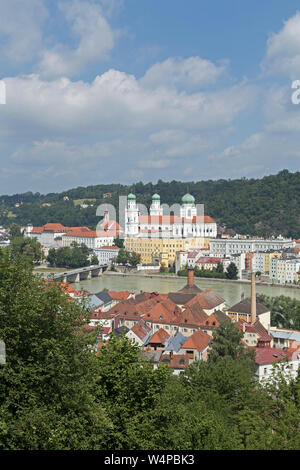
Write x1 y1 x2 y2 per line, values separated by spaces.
0 64 258 192
209 130 300 178
140 56 229 89
39 0 116 78
3 71 257 137
262 12 300 78
0 0 48 65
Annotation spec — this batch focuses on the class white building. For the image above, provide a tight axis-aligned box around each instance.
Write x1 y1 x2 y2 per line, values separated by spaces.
25 223 68 248
62 230 115 250
268 257 300 284
93 246 120 265
125 193 217 239
285 259 300 283
25 214 122 250
255 347 300 383
210 238 294 257
252 251 266 274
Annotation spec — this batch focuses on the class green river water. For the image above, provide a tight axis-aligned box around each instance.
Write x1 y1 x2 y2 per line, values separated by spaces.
73 274 300 307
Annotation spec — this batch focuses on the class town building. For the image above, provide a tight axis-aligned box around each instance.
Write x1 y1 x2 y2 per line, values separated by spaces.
254 346 300 383
268 327 300 350
126 319 152 347
125 236 210 267
227 297 271 330
179 329 211 362
125 193 217 239
93 246 120 265
210 238 294 258
25 212 122 250
226 273 271 330
124 193 216 266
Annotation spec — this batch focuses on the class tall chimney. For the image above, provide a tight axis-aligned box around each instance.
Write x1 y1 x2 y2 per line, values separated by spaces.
187 267 194 287
251 272 257 324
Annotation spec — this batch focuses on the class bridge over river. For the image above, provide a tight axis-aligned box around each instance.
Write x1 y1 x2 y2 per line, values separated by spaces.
48 264 108 283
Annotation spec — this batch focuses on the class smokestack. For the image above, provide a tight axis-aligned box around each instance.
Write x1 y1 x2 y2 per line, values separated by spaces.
251 272 257 324
187 267 194 287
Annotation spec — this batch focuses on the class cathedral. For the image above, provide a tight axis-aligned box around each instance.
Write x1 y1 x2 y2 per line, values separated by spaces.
125 193 217 239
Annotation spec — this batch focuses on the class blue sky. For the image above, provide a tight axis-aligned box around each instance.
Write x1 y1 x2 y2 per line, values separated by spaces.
0 0 300 194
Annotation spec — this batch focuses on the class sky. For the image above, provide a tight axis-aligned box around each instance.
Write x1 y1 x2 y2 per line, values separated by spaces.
0 0 300 194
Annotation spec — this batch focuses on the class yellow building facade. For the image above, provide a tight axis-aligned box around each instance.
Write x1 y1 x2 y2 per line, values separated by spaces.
264 251 281 274
125 237 210 266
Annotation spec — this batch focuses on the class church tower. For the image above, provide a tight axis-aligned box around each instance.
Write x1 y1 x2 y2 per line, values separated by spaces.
180 193 197 219
150 193 163 216
125 193 139 236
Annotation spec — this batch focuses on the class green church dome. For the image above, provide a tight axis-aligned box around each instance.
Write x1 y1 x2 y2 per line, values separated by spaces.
152 193 160 201
127 193 136 200
182 193 195 205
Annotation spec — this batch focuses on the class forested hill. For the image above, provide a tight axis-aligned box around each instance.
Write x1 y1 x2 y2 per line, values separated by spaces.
0 169 299 238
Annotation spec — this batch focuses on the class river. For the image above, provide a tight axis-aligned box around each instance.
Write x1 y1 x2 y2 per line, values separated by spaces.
73 273 300 307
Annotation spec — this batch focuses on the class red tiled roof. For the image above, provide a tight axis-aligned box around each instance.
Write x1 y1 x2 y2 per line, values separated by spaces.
181 305 208 327
181 329 211 353
196 257 222 264
201 313 220 329
185 291 225 310
99 220 122 232
255 347 290 365
65 226 91 232
148 328 170 345
43 223 66 232
138 215 215 224
99 246 120 250
108 291 133 300
60 282 76 294
62 230 116 238
131 319 152 341
143 299 182 324
102 327 111 335
31 227 43 234
160 353 189 369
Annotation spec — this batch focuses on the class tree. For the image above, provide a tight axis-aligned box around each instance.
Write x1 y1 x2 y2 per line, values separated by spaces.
128 251 141 267
93 334 172 449
47 248 57 267
46 243 90 269
9 223 23 239
208 319 255 365
226 262 238 280
90 254 99 265
116 248 130 265
0 250 110 449
113 237 124 249
258 294 300 330
216 262 224 273
10 237 44 265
